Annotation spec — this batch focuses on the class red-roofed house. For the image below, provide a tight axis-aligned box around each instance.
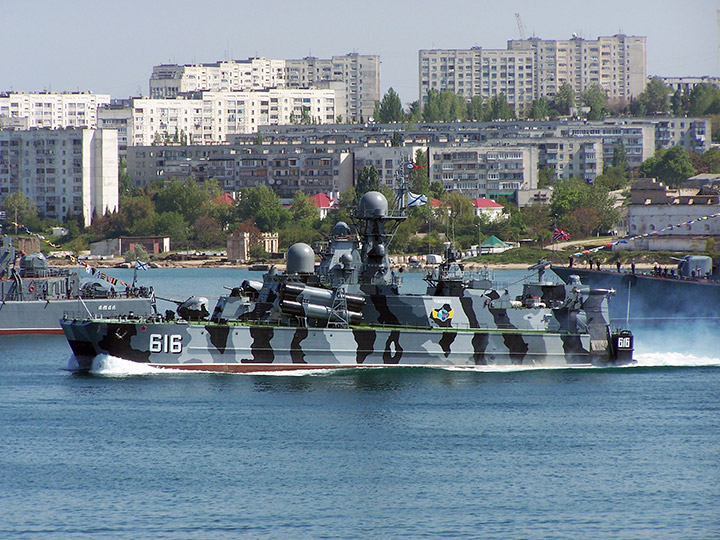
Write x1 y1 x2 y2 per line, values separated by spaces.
213 192 237 206
308 193 336 219
472 198 505 221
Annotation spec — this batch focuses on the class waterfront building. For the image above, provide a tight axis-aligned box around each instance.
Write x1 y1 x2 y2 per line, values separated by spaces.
625 178 720 250
0 128 118 226
0 92 111 130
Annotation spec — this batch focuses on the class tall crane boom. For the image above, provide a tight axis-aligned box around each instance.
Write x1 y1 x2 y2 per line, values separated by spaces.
515 13 527 40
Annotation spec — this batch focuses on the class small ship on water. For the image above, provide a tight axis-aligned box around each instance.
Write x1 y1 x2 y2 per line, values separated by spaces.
0 236 154 334
61 191 634 371
552 255 720 327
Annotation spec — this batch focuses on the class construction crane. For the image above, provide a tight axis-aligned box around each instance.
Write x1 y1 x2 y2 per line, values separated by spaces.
515 13 527 40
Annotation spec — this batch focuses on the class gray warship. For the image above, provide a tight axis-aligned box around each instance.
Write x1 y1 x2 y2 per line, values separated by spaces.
61 192 633 371
0 236 155 334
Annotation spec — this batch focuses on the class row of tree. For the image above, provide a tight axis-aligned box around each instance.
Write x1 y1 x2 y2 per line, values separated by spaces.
372 81 720 138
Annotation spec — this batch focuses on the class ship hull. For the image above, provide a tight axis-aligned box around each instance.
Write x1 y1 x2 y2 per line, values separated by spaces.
0 298 154 335
551 266 720 327
61 318 629 372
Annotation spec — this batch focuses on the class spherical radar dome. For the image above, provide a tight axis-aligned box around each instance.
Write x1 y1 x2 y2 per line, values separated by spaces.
331 221 352 237
358 191 388 218
286 243 315 274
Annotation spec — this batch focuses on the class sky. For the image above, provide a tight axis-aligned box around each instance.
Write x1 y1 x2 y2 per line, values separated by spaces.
3 0 719 107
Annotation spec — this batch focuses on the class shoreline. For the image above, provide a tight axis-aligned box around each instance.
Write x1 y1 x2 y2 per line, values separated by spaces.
52 257 657 272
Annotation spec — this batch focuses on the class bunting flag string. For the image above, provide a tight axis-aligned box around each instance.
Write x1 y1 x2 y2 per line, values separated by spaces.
568 212 720 258
8 221 133 288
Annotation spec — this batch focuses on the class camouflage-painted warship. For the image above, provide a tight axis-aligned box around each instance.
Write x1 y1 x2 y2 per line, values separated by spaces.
61 192 634 371
0 236 154 335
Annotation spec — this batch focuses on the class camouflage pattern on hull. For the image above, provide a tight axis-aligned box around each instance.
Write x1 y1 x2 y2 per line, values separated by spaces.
62 318 614 373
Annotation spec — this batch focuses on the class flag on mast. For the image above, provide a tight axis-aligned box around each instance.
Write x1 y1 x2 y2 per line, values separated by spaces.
406 191 428 207
553 227 570 242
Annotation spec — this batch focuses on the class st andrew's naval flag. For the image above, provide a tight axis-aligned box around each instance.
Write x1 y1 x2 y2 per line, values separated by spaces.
553 227 570 242
406 191 427 207
135 260 150 271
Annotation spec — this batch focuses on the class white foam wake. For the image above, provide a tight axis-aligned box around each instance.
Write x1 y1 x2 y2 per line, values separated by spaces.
89 354 171 377
631 351 720 368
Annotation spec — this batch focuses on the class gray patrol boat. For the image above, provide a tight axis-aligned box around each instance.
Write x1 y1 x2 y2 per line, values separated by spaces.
1 236 155 334
61 192 633 371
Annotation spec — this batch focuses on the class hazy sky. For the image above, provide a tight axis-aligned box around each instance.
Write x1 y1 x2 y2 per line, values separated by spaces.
3 0 719 106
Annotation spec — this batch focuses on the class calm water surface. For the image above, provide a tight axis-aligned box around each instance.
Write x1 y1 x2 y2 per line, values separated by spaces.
1 269 719 539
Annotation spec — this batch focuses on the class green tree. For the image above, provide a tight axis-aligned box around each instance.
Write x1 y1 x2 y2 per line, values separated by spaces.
550 178 619 237
485 93 513 120
633 77 671 115
375 88 404 123
429 180 445 200
408 149 430 194
290 191 319 226
527 98 550 120
356 165 380 196
611 141 628 171
466 96 484 121
554 82 575 116
537 167 554 188
390 131 404 147
595 166 628 191
638 147 696 187
688 84 720 116
156 211 188 246
236 185 291 232
2 191 36 228
580 84 608 121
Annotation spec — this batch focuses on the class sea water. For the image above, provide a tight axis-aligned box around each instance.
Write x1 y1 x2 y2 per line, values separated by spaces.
1 269 719 539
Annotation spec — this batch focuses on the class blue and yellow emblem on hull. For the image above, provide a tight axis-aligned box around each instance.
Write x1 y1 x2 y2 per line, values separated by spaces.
430 303 454 327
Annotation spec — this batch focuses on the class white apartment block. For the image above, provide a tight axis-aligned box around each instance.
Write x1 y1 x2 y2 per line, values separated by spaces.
127 88 337 145
420 35 646 114
507 34 646 101
149 53 379 123
0 92 111 130
149 58 288 97
419 48 535 114
0 128 118 226
429 146 538 199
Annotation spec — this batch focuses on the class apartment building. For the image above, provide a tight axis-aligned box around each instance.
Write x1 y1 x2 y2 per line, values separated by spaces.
0 128 118 226
508 34 646 101
658 76 720 94
556 122 656 168
429 146 538 199
419 48 535 114
126 143 353 198
149 53 379 123
0 92 111 130
420 34 646 113
118 88 337 146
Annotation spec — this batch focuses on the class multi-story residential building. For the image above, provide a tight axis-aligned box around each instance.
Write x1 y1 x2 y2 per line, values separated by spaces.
652 117 710 154
419 48 535 114
420 34 646 113
97 99 133 156
149 53 379 124
0 128 118 226
122 88 337 145
126 143 353 199
429 146 538 199
0 92 111 130
657 76 720 94
533 138 604 182
556 121 656 169
508 34 646 102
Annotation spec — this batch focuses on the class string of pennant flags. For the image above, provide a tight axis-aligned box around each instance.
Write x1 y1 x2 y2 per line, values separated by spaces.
568 212 720 258
9 221 148 288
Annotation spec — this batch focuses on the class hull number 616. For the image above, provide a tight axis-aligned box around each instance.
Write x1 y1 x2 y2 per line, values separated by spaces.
149 334 182 353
